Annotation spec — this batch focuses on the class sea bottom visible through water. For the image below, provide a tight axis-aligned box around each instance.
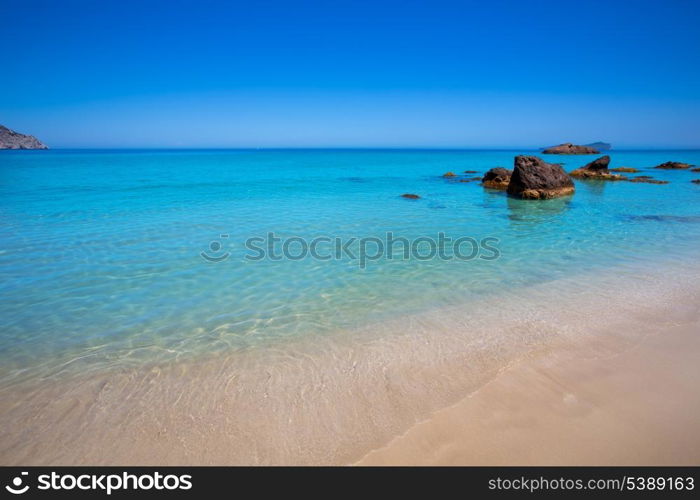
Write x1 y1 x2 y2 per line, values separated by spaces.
1 257 699 465
1 149 700 464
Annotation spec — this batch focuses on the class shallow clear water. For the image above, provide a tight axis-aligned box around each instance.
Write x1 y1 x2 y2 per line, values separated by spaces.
1 149 699 386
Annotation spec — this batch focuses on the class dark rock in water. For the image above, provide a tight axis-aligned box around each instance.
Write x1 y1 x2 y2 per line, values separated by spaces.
459 176 482 183
481 167 512 190
627 177 669 185
654 161 693 170
0 125 48 149
507 155 575 199
611 167 639 173
400 193 421 199
463 170 478 174
570 155 625 180
442 171 457 178
580 155 610 171
691 167 700 172
542 143 599 155
692 179 700 184
585 141 612 151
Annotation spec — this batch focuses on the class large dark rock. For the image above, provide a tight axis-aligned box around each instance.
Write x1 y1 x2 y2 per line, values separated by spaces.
0 125 48 150
570 155 625 180
654 161 693 170
542 143 599 155
507 155 575 199
481 167 512 190
400 193 420 199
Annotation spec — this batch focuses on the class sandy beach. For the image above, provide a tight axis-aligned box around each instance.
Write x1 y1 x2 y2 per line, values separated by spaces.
1 259 699 466
358 320 700 465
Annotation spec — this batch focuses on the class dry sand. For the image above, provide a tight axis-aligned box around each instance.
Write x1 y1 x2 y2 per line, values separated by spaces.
357 321 700 465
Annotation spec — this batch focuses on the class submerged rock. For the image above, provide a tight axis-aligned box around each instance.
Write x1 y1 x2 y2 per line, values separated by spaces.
628 177 669 185
507 155 575 199
400 193 421 199
0 125 48 150
463 170 478 174
542 143 599 155
611 167 639 173
570 155 625 180
692 179 700 184
692 167 700 173
481 167 512 190
626 214 700 223
654 161 693 170
442 171 457 178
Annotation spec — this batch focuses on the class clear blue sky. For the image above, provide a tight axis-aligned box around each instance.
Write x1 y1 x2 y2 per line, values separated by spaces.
2 0 699 148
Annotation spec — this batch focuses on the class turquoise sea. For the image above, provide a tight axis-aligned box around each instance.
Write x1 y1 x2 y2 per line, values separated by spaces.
1 149 700 389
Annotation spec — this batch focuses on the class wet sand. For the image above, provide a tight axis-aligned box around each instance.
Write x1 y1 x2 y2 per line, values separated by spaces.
357 320 700 465
2 261 699 466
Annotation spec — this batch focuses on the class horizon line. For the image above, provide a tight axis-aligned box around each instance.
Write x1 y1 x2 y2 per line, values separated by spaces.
5 146 700 152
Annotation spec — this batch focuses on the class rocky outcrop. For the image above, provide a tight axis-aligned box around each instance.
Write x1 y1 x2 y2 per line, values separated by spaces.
692 179 700 185
654 161 693 170
542 143 599 155
481 167 512 190
611 167 639 173
569 155 625 180
507 155 575 199
0 125 48 149
442 171 457 178
400 193 420 199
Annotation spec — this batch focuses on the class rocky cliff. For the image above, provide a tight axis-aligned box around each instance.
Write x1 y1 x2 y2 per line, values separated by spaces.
0 125 48 149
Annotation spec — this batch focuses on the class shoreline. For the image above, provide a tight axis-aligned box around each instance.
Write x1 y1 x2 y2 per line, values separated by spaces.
1 258 699 465
357 320 700 465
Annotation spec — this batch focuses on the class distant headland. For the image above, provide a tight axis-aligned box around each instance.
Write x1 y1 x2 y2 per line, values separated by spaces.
0 125 48 150
584 141 612 151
